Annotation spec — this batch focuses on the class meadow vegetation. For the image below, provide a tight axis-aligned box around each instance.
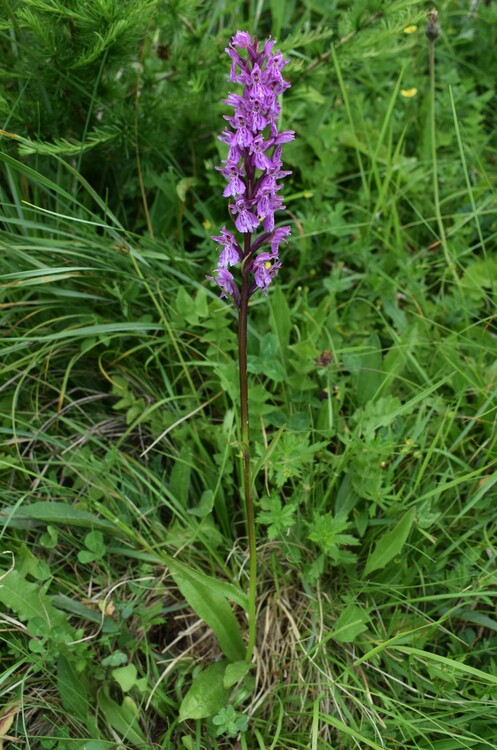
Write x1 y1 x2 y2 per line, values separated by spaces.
1 1 497 748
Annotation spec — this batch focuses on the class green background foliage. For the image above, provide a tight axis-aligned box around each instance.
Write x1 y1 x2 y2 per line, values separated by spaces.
1 0 497 747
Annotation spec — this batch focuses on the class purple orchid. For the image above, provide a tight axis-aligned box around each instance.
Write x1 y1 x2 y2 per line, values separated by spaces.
209 31 293 305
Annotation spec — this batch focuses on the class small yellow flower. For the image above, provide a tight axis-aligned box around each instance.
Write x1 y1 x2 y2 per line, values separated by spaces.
303 190 313 199
203 219 212 230
403 24 417 34
400 88 418 98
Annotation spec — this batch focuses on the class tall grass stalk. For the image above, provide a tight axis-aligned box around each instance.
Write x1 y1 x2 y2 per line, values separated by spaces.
427 10 461 288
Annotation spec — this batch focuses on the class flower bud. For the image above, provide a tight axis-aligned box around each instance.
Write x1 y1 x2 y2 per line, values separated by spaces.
426 8 440 42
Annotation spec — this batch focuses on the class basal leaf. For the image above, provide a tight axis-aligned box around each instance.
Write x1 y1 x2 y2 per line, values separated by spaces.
166 558 247 611
1 501 115 531
57 656 89 720
332 604 369 643
179 661 229 721
97 687 146 746
364 508 415 576
223 661 251 688
170 568 245 662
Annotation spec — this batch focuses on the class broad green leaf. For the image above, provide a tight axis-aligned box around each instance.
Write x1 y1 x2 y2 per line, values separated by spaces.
364 508 415 576
187 489 214 518
51 594 102 623
454 610 497 632
223 661 251 688
332 604 369 643
171 569 244 662
179 661 229 721
112 664 138 692
356 333 383 405
334 474 359 517
97 686 146 746
0 570 70 630
100 548 247 610
166 558 248 611
57 656 89 720
169 447 192 505
1 501 115 531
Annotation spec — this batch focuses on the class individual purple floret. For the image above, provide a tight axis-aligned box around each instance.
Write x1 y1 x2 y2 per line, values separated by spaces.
209 32 294 305
206 267 241 307
252 252 282 294
211 226 242 267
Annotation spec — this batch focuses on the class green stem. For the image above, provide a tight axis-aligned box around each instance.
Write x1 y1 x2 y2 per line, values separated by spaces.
239 234 257 663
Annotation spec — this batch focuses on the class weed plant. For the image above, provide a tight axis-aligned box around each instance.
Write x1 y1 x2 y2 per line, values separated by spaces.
1 1 497 748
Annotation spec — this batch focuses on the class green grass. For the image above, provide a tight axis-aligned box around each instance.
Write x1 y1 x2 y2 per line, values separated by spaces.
1 0 497 748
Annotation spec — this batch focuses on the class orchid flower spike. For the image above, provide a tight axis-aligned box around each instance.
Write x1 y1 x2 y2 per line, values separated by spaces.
209 32 293 305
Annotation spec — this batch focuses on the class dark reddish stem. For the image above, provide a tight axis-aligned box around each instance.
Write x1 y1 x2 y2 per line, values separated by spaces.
238 170 257 662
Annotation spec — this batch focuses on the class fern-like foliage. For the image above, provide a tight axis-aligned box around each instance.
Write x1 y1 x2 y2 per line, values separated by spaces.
17 128 119 156
0 0 226 230
283 25 334 51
